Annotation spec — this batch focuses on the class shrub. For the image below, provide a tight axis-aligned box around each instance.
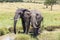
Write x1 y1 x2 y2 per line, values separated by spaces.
8 26 23 33
45 26 54 31
14 34 31 40
45 26 60 31
0 0 23 2
0 27 9 36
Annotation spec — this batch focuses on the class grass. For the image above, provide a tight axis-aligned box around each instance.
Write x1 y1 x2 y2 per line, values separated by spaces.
37 31 60 40
0 2 60 28
0 2 60 40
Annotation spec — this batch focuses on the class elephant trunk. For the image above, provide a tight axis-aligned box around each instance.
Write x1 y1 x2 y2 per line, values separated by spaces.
14 20 17 34
31 14 38 28
14 14 20 34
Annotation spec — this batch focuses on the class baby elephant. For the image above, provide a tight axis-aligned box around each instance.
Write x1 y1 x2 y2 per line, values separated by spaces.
30 10 43 36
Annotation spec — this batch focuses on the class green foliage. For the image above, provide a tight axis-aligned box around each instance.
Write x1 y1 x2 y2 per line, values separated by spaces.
44 0 57 5
44 0 57 10
8 27 14 33
8 27 23 33
14 34 31 40
14 34 37 40
0 27 9 36
0 0 23 2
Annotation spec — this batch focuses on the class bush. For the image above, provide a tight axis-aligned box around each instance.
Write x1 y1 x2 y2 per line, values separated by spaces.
45 26 54 31
0 0 23 2
8 26 23 33
8 27 14 33
45 26 60 31
0 27 9 36
14 34 31 40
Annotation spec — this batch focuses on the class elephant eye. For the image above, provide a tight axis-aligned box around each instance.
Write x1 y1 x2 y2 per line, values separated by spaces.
36 14 39 16
18 13 21 15
27 13 30 15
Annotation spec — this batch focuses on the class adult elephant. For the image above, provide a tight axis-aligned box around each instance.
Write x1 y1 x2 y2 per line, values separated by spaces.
14 8 31 34
30 10 43 36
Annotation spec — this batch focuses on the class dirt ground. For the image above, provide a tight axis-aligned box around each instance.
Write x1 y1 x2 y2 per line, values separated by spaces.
0 29 60 40
0 33 15 40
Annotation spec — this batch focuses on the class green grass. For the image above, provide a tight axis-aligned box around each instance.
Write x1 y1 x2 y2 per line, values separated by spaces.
37 31 60 40
0 2 60 28
13 31 60 40
0 2 60 40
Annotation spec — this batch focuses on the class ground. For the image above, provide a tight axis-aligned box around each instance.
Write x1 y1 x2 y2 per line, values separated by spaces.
0 33 15 40
0 2 60 40
0 30 60 40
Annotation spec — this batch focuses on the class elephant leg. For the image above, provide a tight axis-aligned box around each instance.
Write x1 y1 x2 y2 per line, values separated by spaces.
25 21 30 34
33 28 39 36
23 24 26 33
22 19 26 33
33 23 40 36
26 24 30 34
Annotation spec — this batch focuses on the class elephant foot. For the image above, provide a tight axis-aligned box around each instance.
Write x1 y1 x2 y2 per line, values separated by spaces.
23 31 28 34
14 30 16 34
33 28 39 36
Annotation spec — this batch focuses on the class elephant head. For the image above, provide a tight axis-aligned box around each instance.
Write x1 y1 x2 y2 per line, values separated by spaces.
30 10 43 36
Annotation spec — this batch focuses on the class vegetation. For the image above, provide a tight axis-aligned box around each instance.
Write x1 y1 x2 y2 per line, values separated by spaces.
0 1 60 40
15 34 31 40
0 0 23 2
0 27 9 36
37 31 60 40
8 26 23 33
44 0 57 10
0 2 60 28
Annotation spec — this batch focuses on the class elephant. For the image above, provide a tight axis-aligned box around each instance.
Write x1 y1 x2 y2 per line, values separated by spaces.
30 10 43 36
14 8 31 34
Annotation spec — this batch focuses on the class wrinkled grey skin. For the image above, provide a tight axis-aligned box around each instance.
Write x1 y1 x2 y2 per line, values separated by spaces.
14 8 31 34
30 10 43 36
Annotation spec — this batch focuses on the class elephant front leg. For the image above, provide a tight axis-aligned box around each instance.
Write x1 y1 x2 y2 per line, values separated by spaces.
21 19 26 33
25 22 30 34
33 28 39 37
26 25 30 34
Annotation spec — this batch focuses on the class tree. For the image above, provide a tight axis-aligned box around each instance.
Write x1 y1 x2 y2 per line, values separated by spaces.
44 0 49 8
0 0 23 2
44 0 57 11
